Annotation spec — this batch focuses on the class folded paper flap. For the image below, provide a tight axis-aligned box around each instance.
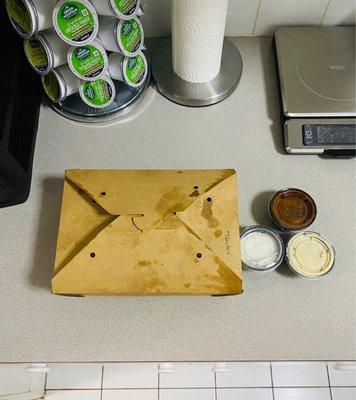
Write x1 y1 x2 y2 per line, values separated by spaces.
65 169 236 221
52 215 242 295
53 178 116 274
176 174 242 279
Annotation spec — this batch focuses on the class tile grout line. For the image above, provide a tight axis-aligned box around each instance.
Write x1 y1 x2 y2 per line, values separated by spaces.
270 362 276 400
100 364 104 400
44 386 356 391
157 364 160 400
319 0 332 26
252 0 262 36
2 360 355 364
42 371 48 398
214 369 217 400
94 386 350 390
326 362 333 400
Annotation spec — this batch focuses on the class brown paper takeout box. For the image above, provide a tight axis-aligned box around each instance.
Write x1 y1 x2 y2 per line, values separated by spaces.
52 169 243 296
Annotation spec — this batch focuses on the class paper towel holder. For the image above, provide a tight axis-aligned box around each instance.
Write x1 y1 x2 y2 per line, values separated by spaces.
152 38 243 107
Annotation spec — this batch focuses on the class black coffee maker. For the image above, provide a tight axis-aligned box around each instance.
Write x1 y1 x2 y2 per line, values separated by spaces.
0 3 42 209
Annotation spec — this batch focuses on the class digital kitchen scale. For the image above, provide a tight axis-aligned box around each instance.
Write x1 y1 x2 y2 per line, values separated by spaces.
275 27 356 156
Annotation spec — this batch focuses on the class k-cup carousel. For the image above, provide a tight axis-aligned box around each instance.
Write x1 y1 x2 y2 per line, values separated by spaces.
6 0 149 122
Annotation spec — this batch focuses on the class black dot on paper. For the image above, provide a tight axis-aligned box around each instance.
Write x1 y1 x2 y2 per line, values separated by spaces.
194 186 199 190
90 252 96 258
207 197 212 202
196 253 202 259
101 192 106 196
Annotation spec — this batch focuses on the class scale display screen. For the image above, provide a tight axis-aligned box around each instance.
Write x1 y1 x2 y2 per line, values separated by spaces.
303 124 356 146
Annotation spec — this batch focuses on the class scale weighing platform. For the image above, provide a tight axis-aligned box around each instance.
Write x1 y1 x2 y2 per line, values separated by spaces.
275 26 356 156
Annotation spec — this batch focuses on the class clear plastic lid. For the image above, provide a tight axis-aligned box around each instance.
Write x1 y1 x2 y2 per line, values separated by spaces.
240 226 284 272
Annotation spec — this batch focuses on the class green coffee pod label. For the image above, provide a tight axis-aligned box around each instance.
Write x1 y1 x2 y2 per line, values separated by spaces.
112 0 138 16
124 54 146 85
25 38 48 72
42 72 60 101
83 79 113 106
70 45 105 78
56 1 95 43
6 0 31 35
119 19 142 54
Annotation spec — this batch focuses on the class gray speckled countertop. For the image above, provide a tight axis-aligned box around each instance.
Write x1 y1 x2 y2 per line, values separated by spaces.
1 37 355 362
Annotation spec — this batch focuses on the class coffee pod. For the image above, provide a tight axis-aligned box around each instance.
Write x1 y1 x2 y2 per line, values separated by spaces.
68 39 108 81
108 51 148 87
79 74 116 108
41 65 80 103
98 15 144 56
53 0 99 46
6 0 57 38
90 0 142 20
24 30 69 75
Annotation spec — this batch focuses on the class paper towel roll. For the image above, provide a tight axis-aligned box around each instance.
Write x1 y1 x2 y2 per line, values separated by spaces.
172 0 228 83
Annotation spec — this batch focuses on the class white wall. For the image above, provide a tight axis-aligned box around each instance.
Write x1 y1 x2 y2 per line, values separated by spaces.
141 0 356 37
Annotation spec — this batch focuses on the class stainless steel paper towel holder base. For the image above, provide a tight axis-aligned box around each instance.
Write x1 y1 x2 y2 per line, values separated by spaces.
152 38 243 107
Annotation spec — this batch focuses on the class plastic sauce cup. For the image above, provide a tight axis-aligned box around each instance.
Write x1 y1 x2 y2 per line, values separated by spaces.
53 0 99 46
240 226 285 272
68 39 108 81
98 15 144 56
90 0 142 20
269 188 317 231
24 30 69 75
285 231 335 278
41 65 80 103
6 0 57 38
108 50 148 87
79 74 116 108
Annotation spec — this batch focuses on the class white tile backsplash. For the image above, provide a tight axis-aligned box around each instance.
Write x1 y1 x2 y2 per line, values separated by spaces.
0 364 30 395
274 388 331 400
327 362 356 386
138 0 352 37
141 0 171 38
45 390 101 399
215 362 271 387
1 361 355 399
103 363 158 389
254 0 330 35
218 388 274 400
332 387 356 400
272 362 329 387
46 364 102 389
159 362 215 388
225 0 261 36
322 0 356 25
102 389 158 400
160 388 215 400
